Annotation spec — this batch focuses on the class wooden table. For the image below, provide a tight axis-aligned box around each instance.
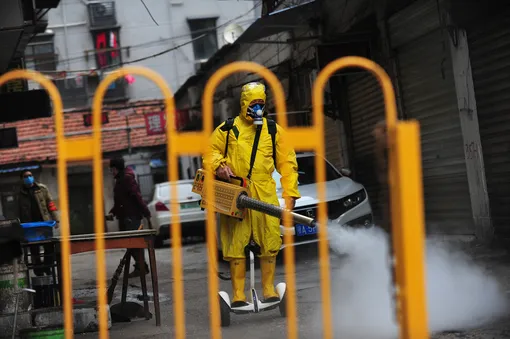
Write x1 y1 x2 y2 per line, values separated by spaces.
55 229 161 326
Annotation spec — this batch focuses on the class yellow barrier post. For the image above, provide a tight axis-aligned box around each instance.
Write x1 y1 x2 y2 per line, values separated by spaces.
0 70 75 339
314 56 429 339
92 66 178 339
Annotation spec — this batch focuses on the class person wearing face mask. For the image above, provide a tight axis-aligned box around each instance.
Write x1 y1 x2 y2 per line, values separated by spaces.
17 170 60 276
203 82 300 309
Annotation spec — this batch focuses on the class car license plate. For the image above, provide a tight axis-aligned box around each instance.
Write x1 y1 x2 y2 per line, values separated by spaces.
180 202 199 209
295 224 317 236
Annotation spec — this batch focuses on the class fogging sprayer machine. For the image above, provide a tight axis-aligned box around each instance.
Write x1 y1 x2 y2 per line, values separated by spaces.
191 168 317 327
191 169 317 228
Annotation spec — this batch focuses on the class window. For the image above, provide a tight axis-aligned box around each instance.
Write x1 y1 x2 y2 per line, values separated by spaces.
273 155 341 189
92 29 122 69
188 18 218 61
24 36 57 72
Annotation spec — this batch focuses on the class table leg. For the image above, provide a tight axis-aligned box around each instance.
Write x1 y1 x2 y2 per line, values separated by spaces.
138 249 150 320
51 245 58 307
121 254 131 305
56 254 63 307
148 240 160 326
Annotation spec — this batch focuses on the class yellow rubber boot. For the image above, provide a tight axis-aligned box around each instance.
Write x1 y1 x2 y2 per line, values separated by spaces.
230 258 248 307
260 257 280 302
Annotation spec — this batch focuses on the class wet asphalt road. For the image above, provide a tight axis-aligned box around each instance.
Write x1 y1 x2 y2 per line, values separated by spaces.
74 240 332 339
72 239 510 339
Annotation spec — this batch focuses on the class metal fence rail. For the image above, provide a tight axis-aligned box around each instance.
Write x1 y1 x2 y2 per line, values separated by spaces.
0 56 428 339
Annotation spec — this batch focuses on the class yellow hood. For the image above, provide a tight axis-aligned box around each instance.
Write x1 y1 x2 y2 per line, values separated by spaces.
240 82 266 122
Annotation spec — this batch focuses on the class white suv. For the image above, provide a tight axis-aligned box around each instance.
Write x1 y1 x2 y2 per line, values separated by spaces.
216 152 373 252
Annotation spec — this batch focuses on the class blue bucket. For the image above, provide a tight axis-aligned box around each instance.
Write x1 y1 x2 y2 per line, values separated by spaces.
21 221 56 242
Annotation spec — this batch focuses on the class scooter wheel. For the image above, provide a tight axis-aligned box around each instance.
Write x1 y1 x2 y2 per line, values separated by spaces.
279 292 287 317
219 297 231 327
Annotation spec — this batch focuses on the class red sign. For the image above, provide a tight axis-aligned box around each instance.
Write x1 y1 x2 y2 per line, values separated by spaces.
144 110 190 135
144 111 166 135
83 112 109 127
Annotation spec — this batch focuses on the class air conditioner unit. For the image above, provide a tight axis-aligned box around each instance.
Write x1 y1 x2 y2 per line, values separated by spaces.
87 1 117 28
188 86 201 108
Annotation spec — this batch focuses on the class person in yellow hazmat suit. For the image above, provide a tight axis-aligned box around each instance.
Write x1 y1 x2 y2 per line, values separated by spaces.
203 82 300 309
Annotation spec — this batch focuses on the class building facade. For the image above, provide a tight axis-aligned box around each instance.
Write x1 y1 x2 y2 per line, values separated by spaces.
0 0 259 233
25 0 258 108
174 0 350 179
0 101 168 233
175 0 510 244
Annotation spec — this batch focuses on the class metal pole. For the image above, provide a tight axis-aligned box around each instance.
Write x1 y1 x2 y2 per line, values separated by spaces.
167 1 180 89
12 293 19 339
11 259 19 339
61 1 71 70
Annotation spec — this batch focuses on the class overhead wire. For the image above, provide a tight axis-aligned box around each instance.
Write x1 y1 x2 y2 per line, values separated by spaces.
140 0 159 26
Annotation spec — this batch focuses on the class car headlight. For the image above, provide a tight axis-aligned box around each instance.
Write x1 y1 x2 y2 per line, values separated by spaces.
342 189 366 210
327 189 367 220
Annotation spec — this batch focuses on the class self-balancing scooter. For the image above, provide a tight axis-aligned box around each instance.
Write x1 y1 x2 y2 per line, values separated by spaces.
218 247 287 327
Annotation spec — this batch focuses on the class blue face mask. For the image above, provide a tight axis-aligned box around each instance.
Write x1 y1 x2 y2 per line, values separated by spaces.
247 103 265 125
23 176 34 186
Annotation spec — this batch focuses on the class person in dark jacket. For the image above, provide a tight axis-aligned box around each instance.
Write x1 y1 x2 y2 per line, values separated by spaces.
18 170 60 276
108 157 151 278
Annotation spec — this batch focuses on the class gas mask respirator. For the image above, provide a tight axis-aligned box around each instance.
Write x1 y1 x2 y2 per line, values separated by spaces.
247 103 265 125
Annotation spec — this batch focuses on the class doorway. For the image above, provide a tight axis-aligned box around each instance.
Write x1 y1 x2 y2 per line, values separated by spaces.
67 172 94 235
0 185 19 219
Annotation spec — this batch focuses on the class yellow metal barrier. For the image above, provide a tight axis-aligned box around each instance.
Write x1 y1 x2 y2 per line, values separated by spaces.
314 56 428 338
0 56 428 339
0 69 75 339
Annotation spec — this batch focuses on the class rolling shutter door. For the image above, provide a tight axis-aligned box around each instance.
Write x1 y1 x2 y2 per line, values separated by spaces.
324 115 345 170
468 11 510 236
346 74 385 221
395 29 473 233
388 0 473 234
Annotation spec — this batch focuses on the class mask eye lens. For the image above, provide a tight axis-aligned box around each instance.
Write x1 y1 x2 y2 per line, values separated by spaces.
249 104 264 113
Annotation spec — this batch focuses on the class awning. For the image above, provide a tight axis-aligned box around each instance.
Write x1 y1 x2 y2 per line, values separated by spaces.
150 159 167 169
0 165 40 174
237 0 320 43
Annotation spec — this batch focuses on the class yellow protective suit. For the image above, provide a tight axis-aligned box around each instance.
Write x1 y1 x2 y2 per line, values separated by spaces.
203 82 300 302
